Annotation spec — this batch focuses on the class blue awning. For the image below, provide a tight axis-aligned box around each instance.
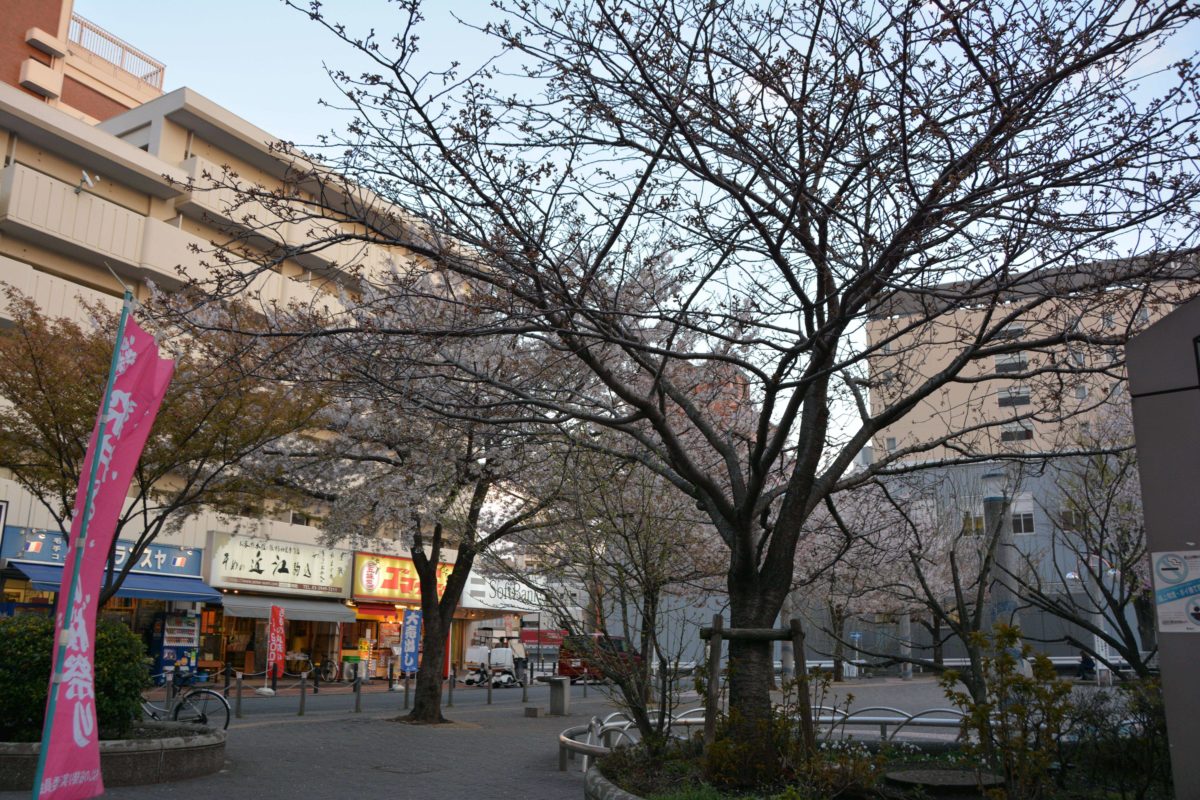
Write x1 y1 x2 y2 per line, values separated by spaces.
9 561 222 602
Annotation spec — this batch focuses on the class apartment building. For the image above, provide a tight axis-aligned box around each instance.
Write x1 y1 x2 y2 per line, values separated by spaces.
0 1 545 679
855 273 1184 665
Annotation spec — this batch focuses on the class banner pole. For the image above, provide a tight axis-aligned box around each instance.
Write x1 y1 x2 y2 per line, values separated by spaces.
30 291 133 800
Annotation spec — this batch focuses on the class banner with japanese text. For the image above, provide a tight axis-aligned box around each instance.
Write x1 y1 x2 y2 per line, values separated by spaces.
37 315 174 800
267 605 286 678
400 609 422 673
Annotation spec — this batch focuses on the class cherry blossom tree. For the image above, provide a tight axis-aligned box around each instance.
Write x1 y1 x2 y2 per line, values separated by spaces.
0 290 326 603
174 0 1200 747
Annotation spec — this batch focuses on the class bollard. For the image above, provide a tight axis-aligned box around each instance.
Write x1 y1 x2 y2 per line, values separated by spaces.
299 673 306 716
447 669 454 708
313 665 320 694
404 675 411 710
271 666 278 694
487 676 493 705
522 677 528 704
549 676 570 716
354 674 363 713
558 743 568 772
583 675 588 698
235 674 243 719
388 662 395 692
224 662 232 694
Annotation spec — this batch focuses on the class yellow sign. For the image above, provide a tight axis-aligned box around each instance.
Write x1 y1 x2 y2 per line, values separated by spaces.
358 638 371 662
353 553 452 602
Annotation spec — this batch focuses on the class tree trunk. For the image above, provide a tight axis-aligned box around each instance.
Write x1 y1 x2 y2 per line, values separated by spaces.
780 592 795 679
1133 590 1157 657
406 610 449 723
932 614 944 668
724 586 779 752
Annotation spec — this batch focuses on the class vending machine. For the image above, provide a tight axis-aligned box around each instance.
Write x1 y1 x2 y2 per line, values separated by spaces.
150 611 201 680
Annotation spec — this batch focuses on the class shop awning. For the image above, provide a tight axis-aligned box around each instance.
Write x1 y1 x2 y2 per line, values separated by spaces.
9 561 222 602
220 594 357 623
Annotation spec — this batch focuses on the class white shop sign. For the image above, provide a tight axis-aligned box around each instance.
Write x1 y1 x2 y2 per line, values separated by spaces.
205 532 352 598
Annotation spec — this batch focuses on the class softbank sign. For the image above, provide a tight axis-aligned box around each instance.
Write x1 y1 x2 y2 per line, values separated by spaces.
462 575 548 612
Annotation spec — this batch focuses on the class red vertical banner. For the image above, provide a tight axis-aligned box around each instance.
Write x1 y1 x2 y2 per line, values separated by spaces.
36 313 174 800
267 605 286 679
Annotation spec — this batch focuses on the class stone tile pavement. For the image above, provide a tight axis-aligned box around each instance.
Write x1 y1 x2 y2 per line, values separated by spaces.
0 694 623 800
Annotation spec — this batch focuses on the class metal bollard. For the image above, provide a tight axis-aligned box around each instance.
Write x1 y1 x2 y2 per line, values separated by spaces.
522 677 528 704
313 665 320 694
388 662 395 692
271 666 278 694
224 662 232 694
299 673 306 716
354 674 362 713
559 743 568 772
404 675 411 709
487 676 493 705
448 669 454 708
235 674 243 719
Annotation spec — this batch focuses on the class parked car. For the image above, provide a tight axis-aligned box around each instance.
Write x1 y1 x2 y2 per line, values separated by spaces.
558 634 640 683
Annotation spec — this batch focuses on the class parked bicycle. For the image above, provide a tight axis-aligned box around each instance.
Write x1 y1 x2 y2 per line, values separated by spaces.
141 668 230 730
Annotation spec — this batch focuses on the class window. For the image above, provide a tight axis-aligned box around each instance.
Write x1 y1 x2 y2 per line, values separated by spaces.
994 352 1027 374
1074 385 1089 400
1000 422 1034 441
997 387 1031 407
1135 308 1150 325
1070 350 1087 367
885 436 897 452
1059 508 1086 531
1106 347 1121 365
1011 512 1035 535
997 324 1026 341
961 511 986 536
1102 312 1115 330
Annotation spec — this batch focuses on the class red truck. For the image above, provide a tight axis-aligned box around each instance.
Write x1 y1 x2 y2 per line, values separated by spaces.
557 634 639 682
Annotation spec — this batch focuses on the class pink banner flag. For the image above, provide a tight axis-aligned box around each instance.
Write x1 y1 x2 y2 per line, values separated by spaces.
37 315 174 800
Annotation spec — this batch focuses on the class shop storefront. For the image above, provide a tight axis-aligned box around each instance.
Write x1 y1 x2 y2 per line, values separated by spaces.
351 551 457 678
204 532 355 676
0 519 222 675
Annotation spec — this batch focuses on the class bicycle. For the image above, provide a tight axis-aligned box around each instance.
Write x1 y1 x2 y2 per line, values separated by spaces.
141 668 231 730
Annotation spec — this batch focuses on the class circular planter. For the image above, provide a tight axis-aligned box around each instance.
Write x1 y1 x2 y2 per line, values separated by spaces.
0 721 226 790
585 765 642 800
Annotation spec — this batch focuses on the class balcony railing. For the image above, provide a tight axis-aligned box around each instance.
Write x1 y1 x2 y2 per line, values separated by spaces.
67 13 164 89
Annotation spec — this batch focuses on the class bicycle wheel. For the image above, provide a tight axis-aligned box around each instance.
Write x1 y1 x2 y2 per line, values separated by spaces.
173 689 231 730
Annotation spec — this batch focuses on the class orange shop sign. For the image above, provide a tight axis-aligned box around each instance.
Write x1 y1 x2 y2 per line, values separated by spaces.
353 553 452 602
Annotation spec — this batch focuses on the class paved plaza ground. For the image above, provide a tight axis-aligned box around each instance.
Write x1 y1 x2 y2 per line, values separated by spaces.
0 675 1057 799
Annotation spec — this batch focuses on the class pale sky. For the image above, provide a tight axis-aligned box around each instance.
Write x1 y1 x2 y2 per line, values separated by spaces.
73 0 501 145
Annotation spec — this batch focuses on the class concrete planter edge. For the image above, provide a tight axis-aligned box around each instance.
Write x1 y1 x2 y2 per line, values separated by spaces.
585 764 644 800
0 721 227 789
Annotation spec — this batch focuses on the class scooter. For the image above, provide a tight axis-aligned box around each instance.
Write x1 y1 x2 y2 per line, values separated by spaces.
463 661 491 686
488 647 523 688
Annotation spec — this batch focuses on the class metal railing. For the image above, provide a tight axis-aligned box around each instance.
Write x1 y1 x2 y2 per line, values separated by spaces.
67 13 165 88
558 706 967 771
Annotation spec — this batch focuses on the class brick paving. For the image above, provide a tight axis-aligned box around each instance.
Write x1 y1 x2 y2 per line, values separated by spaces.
0 687 622 800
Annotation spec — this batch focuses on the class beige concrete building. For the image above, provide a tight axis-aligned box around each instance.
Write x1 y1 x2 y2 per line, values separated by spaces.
865 285 1182 464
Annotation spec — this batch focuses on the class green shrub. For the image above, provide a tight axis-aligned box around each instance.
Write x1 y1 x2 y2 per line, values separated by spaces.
1064 678 1173 799
941 625 1073 800
0 614 149 741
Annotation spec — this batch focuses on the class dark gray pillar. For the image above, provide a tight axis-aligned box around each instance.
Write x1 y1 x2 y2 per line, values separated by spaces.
1128 297 1200 799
